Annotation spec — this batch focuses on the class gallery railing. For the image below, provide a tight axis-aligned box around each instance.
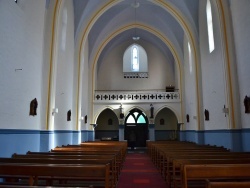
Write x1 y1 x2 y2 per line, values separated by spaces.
94 90 180 103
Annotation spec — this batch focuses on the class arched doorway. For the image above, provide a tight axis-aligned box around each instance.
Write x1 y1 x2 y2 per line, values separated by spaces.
124 108 148 147
155 107 178 140
95 109 119 141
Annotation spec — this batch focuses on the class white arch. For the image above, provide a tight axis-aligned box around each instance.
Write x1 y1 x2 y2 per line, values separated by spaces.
155 105 181 124
75 1 200 131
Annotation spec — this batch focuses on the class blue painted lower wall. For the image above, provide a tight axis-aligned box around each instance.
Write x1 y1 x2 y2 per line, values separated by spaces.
179 129 250 152
95 130 119 140
155 130 176 141
242 129 250 151
0 129 94 157
0 129 40 157
1 128 250 157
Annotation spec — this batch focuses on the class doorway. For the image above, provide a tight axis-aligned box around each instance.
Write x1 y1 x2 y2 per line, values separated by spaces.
124 108 148 147
154 107 178 140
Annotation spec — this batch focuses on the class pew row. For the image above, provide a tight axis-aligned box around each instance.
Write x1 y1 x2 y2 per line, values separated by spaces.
146 141 250 188
206 180 250 188
0 163 111 187
10 141 125 187
173 158 250 188
0 157 117 187
165 152 250 187
183 164 250 188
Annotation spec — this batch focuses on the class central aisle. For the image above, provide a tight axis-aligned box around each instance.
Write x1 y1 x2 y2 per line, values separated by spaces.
117 152 168 188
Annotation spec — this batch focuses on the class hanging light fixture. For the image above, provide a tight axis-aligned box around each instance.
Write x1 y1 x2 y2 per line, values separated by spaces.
131 0 140 41
132 36 140 41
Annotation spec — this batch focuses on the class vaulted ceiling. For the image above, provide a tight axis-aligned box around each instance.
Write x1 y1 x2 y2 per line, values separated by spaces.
73 0 200 66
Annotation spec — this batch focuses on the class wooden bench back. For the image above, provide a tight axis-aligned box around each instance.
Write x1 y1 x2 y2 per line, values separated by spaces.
183 164 250 188
0 163 111 187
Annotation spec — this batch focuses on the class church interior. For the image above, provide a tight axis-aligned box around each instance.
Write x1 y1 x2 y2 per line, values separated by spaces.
0 0 250 158
1 0 250 187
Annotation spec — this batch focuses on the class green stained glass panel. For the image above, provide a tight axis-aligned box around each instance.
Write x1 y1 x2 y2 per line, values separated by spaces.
137 115 146 123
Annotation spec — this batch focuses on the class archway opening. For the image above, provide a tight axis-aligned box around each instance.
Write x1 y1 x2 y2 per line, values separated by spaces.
95 109 119 141
155 107 178 140
124 108 148 148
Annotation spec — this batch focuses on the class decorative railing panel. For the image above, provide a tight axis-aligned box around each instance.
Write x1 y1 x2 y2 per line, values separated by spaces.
94 91 180 103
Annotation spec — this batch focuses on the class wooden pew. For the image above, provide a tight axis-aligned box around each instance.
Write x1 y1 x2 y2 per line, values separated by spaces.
1 141 125 187
30 147 124 174
160 149 231 176
173 158 250 188
11 154 119 187
0 163 111 187
56 142 126 185
52 145 125 157
0 157 117 187
159 150 232 183
206 180 250 188
80 141 127 155
28 150 122 161
146 141 250 188
146 141 196 157
165 152 250 187
150 144 228 170
156 146 229 170
23 151 122 179
182 164 250 188
147 141 226 163
56 146 126 164
50 148 124 166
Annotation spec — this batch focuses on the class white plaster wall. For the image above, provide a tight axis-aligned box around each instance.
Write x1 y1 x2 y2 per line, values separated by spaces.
183 36 198 130
0 0 46 129
199 0 228 130
230 0 250 129
97 40 175 91
54 1 75 130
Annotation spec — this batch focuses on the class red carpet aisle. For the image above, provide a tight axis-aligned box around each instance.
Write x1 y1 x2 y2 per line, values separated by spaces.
117 153 168 188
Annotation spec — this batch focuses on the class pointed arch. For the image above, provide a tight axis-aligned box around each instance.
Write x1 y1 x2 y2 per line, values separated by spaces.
90 23 184 126
155 105 181 124
125 108 148 125
93 106 116 124
76 0 201 130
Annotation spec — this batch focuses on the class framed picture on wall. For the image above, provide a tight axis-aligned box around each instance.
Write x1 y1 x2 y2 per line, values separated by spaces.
108 118 113 125
160 118 164 125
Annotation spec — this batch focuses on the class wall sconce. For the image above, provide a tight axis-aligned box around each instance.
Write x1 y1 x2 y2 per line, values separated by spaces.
79 116 87 124
90 124 98 129
222 105 229 117
52 108 58 116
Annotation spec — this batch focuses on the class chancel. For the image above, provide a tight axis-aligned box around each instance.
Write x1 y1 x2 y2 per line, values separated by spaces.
1 0 250 187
